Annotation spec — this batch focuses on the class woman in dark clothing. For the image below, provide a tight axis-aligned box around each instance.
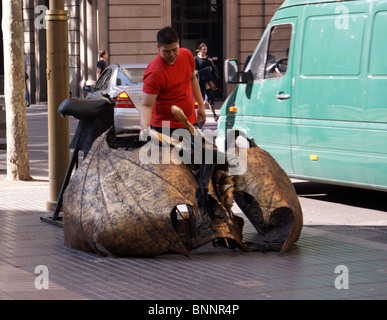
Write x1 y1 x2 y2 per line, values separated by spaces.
194 43 218 121
96 49 108 79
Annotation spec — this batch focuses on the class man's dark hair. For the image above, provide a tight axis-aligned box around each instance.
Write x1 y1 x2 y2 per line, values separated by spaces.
157 26 179 46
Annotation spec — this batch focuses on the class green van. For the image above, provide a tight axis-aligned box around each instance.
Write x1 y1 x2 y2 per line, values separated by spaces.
216 0 387 191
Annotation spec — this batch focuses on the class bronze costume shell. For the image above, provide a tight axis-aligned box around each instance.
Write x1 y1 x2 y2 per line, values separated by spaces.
63 107 303 257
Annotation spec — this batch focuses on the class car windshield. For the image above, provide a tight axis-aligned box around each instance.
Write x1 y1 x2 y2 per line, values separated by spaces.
116 68 146 86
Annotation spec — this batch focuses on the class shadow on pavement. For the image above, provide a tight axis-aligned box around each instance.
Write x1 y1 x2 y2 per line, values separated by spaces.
293 181 387 212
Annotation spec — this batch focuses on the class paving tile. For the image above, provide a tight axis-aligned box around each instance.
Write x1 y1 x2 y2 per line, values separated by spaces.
0 261 88 300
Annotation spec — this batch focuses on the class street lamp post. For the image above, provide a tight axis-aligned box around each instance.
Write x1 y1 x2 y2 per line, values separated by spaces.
45 0 70 211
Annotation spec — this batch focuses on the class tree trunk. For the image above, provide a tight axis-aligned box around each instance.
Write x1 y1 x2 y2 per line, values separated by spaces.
2 1 31 181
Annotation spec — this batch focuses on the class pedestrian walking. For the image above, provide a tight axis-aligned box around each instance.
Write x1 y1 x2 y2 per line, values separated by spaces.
194 43 219 121
24 55 30 107
96 49 108 79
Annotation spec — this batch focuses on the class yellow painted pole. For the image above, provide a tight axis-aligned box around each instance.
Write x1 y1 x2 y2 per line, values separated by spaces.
46 0 70 211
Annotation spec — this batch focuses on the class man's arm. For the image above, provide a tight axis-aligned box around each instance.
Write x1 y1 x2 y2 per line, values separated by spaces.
191 71 206 124
139 92 157 139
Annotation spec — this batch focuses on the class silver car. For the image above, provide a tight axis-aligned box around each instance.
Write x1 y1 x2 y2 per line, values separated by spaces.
83 63 147 133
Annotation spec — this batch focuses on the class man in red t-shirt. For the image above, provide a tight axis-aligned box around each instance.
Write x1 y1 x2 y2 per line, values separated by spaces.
140 27 206 137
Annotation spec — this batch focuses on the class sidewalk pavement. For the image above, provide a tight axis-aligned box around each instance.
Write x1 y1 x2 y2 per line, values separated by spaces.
0 104 386 301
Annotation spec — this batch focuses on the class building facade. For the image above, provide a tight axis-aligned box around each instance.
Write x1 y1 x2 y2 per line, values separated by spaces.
0 0 284 103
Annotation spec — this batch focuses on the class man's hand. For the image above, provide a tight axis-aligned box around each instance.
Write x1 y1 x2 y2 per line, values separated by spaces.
191 71 206 127
139 127 150 142
196 104 207 127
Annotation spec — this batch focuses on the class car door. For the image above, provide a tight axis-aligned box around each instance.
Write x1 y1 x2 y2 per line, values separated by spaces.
92 67 113 98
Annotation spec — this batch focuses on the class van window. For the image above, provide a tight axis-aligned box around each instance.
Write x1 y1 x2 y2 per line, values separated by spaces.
301 14 366 76
369 11 387 75
248 24 292 81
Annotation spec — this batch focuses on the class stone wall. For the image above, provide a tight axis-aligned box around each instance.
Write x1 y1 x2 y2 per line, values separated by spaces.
108 0 171 65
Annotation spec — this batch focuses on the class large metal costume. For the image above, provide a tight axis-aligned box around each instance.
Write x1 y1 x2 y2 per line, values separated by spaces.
61 100 303 257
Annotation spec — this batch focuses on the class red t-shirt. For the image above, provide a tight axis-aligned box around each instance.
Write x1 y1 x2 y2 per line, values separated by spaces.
143 48 197 128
